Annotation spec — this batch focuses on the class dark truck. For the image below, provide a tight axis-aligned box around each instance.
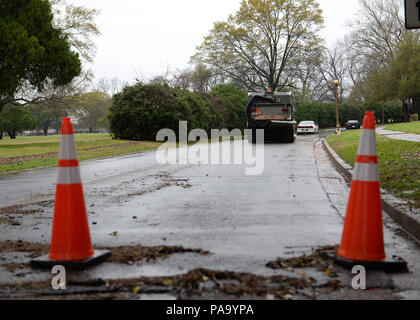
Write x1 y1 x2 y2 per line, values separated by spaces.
246 91 298 143
345 120 361 130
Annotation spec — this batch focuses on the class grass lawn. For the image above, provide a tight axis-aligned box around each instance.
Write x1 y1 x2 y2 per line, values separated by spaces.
0 134 162 174
328 130 420 208
384 121 420 134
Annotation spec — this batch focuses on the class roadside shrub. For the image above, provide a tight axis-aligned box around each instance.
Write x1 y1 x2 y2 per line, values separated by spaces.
108 83 248 141
210 84 248 130
109 84 196 140
361 102 404 124
410 114 419 122
295 103 337 128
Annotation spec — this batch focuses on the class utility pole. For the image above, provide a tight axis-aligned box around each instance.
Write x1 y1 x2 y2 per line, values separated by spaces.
334 80 341 135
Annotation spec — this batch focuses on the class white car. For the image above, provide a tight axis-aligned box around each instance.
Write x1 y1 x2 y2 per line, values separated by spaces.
297 121 319 135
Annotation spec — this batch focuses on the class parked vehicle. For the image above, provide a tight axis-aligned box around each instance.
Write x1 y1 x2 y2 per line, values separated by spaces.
297 121 319 135
246 91 298 143
345 120 361 130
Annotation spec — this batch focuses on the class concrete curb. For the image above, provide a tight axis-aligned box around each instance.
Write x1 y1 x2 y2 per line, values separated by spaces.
322 138 420 242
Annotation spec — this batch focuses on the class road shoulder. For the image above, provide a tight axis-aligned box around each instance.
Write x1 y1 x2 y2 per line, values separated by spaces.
323 138 420 243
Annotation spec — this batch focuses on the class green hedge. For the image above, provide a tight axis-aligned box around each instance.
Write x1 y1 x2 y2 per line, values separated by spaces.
109 83 406 140
296 102 404 128
108 83 248 141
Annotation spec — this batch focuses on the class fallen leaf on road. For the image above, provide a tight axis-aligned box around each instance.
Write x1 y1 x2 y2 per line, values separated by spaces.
308 277 317 284
163 280 173 287
324 280 341 290
324 269 338 277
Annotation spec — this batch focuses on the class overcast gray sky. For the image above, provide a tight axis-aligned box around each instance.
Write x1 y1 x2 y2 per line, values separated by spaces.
68 0 361 84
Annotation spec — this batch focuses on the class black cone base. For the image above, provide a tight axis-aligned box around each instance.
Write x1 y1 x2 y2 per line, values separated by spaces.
31 250 110 270
321 253 408 273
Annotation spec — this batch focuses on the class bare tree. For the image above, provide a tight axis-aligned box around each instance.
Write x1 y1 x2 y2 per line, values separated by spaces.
347 0 405 67
148 67 172 86
344 0 407 95
317 44 349 103
96 77 125 97
172 68 193 91
12 70 93 107
190 64 214 92
290 47 328 102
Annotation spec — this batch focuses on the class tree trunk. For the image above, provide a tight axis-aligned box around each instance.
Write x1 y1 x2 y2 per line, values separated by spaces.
43 127 48 136
402 100 410 122
8 131 16 139
0 132 3 140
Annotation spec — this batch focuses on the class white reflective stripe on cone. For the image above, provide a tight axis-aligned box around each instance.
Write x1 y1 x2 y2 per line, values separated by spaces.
353 162 380 182
357 129 377 156
59 135 78 160
57 167 82 185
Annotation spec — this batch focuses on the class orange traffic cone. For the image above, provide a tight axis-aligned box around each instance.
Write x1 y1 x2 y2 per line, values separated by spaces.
31 118 109 269
327 112 407 272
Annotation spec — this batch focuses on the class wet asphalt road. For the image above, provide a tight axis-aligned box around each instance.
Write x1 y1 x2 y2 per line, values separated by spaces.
1 131 420 299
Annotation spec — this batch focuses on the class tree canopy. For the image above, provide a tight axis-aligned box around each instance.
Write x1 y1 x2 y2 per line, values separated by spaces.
0 0 81 112
390 32 420 101
51 0 101 63
0 104 36 139
28 100 69 135
193 0 324 91
360 31 420 121
73 92 111 133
